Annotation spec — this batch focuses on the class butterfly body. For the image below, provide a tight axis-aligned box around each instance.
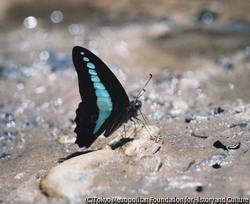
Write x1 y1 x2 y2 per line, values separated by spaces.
72 46 141 148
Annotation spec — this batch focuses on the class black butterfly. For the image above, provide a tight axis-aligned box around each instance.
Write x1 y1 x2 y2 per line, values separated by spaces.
72 46 142 148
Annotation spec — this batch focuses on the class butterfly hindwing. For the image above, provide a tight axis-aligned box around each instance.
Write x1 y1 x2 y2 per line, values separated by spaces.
72 46 130 147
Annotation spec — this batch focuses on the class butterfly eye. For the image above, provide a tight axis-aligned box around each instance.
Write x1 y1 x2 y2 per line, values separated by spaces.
134 101 142 109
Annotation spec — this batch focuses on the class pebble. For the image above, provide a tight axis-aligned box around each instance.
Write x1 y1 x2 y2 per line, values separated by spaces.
58 135 76 144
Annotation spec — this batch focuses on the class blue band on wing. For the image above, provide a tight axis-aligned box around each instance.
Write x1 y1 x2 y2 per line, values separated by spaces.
88 69 97 75
87 62 95 69
93 82 105 90
81 51 113 134
91 75 101 82
83 57 90 62
95 89 110 97
97 101 113 110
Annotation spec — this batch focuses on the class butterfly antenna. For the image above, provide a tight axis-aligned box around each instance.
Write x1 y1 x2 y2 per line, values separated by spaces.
133 74 153 135
135 74 152 101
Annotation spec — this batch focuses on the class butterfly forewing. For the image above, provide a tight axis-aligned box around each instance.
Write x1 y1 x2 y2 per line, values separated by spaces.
72 46 130 147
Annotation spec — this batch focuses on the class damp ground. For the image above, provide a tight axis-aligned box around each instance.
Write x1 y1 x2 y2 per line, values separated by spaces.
0 1 250 203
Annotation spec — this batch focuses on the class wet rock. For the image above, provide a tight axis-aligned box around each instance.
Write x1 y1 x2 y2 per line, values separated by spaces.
195 185 203 192
212 163 221 169
40 125 162 198
227 141 241 150
213 140 241 151
213 140 228 151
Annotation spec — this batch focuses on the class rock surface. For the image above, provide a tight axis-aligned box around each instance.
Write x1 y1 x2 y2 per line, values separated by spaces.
40 125 162 198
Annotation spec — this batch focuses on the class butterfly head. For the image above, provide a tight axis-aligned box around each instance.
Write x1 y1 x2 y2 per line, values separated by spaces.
130 100 142 110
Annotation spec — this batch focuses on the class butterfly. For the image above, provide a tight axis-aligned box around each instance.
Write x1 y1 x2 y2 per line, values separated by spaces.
72 46 142 148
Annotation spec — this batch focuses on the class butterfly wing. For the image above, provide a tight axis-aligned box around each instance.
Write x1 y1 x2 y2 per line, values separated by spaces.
72 46 130 147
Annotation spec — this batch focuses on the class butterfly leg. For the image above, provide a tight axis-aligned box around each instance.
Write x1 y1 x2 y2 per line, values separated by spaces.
129 118 141 138
121 124 127 139
131 114 154 138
